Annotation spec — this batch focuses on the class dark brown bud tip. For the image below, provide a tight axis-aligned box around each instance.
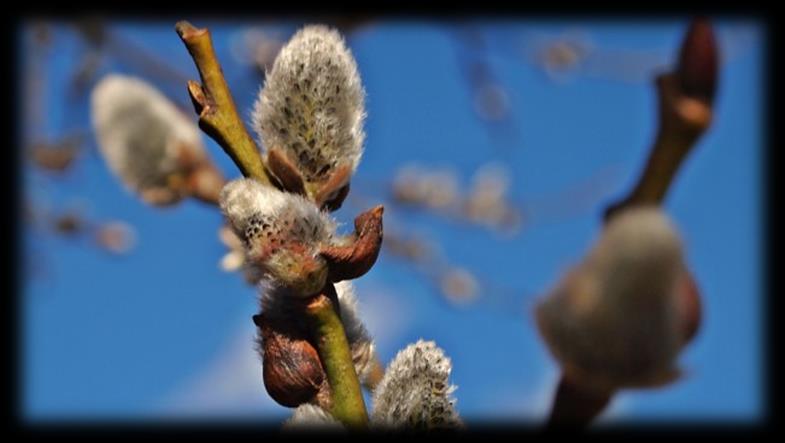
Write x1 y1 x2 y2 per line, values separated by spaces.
676 17 718 103
314 164 352 212
257 313 325 408
320 205 384 282
266 147 307 197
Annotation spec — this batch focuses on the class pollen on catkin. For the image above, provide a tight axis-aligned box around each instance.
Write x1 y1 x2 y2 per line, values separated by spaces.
536 206 688 390
253 25 366 184
220 178 337 295
91 74 206 206
371 340 462 429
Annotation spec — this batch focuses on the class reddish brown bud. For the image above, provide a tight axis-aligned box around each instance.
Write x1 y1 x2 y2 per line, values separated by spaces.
266 147 307 197
255 312 325 407
320 205 384 282
313 164 352 211
676 17 718 103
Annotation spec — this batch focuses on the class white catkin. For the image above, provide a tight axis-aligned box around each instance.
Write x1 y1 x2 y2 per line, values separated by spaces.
253 25 366 183
536 206 687 388
371 340 462 429
220 178 337 260
282 404 344 431
91 74 205 204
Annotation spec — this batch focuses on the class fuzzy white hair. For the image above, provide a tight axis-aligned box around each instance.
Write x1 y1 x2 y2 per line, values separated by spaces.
220 178 337 251
91 74 205 203
253 25 365 183
371 340 462 429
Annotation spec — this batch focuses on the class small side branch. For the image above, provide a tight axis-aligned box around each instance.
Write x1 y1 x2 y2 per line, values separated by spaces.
604 73 713 220
175 21 270 185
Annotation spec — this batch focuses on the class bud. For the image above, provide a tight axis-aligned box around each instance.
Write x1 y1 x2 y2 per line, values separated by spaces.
676 17 718 103
253 25 365 208
371 340 462 429
91 74 221 206
535 207 700 391
220 178 337 296
254 311 325 408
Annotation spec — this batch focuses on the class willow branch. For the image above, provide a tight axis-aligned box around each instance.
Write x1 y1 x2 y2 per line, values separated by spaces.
175 20 270 185
604 18 717 221
306 284 369 428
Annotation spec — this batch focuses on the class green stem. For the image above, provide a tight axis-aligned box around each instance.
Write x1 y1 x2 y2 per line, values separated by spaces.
175 20 270 185
306 284 369 428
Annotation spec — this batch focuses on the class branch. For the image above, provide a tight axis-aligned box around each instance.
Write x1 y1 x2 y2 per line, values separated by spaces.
175 21 270 185
604 18 717 221
306 284 369 428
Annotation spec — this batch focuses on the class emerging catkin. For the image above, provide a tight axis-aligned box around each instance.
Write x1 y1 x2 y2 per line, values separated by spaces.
253 25 365 185
371 340 462 429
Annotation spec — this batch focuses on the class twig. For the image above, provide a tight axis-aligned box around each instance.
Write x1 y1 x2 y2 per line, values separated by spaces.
175 21 270 185
604 18 717 220
306 284 369 427
604 73 713 220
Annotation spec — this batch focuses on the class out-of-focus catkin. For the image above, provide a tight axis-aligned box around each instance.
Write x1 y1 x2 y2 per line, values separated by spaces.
536 206 699 391
371 340 462 429
91 74 216 206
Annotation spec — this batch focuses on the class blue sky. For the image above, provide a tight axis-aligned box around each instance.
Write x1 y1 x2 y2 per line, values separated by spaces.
21 18 763 425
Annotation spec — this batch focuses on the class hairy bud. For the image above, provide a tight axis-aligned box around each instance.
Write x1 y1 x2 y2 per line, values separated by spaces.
253 25 365 207
536 207 700 391
371 340 462 429
91 74 218 206
220 178 339 296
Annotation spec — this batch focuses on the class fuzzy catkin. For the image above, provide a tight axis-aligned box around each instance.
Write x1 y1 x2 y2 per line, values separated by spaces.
253 25 365 183
536 206 688 389
371 340 462 429
91 74 206 205
220 178 337 292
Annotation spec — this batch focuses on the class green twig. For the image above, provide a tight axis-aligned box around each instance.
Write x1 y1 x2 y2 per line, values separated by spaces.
175 20 270 185
306 285 369 428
